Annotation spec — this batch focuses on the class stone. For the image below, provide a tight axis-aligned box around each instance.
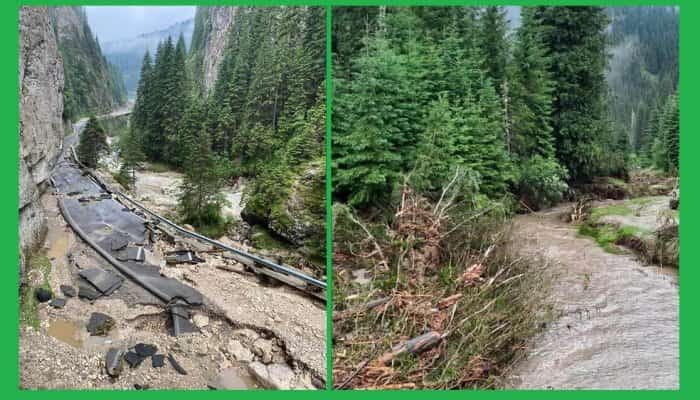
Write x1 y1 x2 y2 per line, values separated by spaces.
105 348 124 377
35 288 52 303
192 314 209 328
60 284 76 297
247 362 296 390
227 339 254 363
253 338 274 364
233 328 259 343
209 368 254 390
49 298 66 308
86 312 114 336
151 354 165 368
19 7 65 281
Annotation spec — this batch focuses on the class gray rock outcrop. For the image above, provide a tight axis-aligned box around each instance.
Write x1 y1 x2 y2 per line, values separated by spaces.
19 6 65 276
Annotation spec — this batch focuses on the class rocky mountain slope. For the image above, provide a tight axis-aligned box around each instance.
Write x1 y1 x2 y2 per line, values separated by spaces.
188 7 237 94
19 7 65 278
48 7 126 120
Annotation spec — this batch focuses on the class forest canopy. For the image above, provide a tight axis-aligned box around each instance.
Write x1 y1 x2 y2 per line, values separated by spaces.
332 6 679 211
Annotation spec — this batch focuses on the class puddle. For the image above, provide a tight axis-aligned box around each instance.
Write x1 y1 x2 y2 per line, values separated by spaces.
47 234 70 261
47 319 83 348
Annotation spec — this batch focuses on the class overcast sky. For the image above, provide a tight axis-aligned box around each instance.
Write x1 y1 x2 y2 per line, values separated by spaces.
85 6 196 43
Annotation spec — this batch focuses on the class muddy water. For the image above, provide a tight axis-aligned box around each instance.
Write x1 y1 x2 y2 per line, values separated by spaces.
508 204 678 389
48 320 83 348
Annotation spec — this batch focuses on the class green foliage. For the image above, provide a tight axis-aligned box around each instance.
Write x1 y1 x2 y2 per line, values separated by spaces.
533 6 612 182
513 155 569 211
608 7 678 154
116 127 145 190
507 8 556 160
50 7 126 121
77 116 107 168
20 254 52 329
177 100 229 232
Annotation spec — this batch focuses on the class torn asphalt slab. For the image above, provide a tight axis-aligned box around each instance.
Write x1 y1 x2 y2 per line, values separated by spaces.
79 267 124 295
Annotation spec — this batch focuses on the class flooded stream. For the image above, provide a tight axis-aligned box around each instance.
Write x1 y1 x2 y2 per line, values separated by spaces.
508 203 679 389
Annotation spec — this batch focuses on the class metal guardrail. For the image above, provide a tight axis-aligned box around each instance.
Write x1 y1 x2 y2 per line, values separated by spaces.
70 143 327 298
115 191 327 292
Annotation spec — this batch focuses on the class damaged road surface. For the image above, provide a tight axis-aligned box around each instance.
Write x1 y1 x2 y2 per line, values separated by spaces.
52 160 203 309
19 123 325 390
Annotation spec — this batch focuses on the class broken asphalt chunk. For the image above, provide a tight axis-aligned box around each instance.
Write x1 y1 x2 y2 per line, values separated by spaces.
124 351 146 368
60 284 76 297
79 267 124 295
78 282 102 300
49 298 66 308
170 303 198 336
167 354 188 375
134 343 158 357
86 312 115 336
105 348 124 377
35 288 52 303
117 246 145 262
110 236 129 251
151 354 165 368
165 250 205 265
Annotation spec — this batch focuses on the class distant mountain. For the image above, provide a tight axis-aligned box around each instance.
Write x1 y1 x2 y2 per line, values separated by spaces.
102 18 194 98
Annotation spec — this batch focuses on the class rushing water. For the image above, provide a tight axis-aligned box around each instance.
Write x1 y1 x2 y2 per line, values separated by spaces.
507 204 679 389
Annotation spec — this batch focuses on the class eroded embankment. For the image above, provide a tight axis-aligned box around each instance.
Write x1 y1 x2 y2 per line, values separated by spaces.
506 203 678 389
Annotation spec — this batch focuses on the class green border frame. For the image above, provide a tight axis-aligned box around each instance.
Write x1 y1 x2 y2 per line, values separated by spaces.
3 0 693 398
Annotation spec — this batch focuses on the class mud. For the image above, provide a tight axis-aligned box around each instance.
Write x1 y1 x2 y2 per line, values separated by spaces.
506 203 678 389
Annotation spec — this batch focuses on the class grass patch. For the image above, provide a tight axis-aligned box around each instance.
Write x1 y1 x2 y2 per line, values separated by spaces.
578 223 644 254
589 204 634 220
19 253 52 329
250 225 291 251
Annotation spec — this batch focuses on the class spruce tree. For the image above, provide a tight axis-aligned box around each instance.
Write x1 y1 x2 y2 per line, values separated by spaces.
478 6 509 95
533 6 612 181
77 116 108 169
178 99 228 229
508 8 556 160
117 128 145 190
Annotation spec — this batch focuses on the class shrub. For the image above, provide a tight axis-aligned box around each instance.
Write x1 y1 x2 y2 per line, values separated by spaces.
514 156 569 211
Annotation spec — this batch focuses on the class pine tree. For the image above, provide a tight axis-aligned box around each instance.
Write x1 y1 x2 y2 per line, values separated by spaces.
178 99 228 229
117 128 145 190
333 35 421 206
478 6 509 95
77 116 108 168
533 6 612 181
508 8 556 160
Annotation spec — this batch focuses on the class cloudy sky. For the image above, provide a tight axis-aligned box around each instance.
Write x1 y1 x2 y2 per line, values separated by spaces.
85 6 196 43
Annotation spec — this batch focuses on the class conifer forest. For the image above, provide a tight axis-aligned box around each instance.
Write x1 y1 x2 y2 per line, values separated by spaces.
332 6 679 390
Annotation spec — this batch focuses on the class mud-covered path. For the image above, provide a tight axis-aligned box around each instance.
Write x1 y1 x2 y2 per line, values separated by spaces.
507 203 678 389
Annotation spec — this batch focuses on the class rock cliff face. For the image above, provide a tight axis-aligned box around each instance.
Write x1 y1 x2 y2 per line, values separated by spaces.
48 7 126 120
190 7 238 93
19 7 65 273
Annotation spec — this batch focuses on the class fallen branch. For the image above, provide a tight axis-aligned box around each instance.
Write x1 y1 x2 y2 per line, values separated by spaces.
334 297 392 321
376 331 443 365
